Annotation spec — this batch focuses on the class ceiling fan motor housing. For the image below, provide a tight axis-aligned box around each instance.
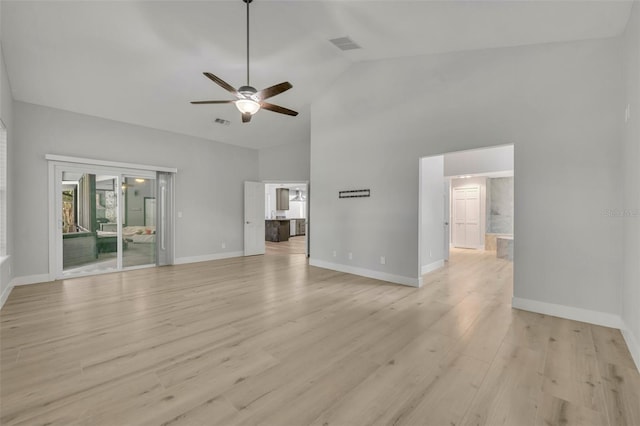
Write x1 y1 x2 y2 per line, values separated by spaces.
238 85 258 100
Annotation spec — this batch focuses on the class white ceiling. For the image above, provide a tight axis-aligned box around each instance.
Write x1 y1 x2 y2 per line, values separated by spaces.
1 1 634 150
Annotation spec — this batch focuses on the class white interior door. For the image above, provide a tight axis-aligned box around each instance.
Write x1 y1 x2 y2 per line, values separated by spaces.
244 181 265 256
464 188 480 247
453 188 466 248
452 186 480 249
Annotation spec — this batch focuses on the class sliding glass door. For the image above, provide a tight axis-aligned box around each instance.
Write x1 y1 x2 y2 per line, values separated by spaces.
54 162 166 279
122 175 157 268
59 170 120 275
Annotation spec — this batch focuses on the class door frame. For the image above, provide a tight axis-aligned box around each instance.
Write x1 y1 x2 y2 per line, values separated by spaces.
261 180 310 257
47 155 177 281
417 144 514 288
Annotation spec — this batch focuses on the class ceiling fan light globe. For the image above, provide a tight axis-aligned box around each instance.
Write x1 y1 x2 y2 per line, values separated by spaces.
236 99 260 115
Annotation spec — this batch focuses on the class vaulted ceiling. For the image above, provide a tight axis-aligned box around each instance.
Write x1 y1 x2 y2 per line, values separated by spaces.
1 1 634 149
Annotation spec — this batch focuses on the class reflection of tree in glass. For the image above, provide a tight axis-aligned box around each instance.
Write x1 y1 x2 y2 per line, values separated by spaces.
62 190 75 233
105 191 117 222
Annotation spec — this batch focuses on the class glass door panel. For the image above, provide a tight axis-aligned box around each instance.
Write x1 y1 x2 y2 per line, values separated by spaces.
122 176 157 268
61 171 119 275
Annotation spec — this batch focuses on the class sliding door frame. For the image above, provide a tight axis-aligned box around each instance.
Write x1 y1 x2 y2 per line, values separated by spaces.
47 155 177 281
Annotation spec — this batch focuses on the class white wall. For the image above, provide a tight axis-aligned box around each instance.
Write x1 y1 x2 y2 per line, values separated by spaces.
0 39 15 306
444 145 514 177
258 141 310 182
451 176 487 249
311 37 624 313
287 200 306 219
420 156 445 275
12 101 258 279
264 184 307 219
622 1 640 370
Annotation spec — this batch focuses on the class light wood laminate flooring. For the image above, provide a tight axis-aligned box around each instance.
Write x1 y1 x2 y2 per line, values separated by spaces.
266 236 306 256
1 249 638 425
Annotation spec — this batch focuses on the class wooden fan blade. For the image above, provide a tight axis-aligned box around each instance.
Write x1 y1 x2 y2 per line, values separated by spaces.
255 82 292 101
190 100 235 104
260 102 298 116
242 113 252 123
203 72 241 98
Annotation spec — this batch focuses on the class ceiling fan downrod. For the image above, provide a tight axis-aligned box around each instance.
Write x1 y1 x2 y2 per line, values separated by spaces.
244 0 252 87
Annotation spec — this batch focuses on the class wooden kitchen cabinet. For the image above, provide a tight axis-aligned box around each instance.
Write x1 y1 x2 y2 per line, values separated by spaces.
265 220 290 242
276 188 289 210
288 219 306 237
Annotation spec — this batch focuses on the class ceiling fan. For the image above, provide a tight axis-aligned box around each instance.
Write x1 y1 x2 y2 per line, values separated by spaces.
190 0 298 123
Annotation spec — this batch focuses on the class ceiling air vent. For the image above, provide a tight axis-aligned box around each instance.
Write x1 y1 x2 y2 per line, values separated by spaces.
214 118 231 126
329 36 362 51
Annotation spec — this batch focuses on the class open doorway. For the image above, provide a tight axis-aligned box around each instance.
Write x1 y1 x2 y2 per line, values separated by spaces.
419 145 514 280
264 182 308 256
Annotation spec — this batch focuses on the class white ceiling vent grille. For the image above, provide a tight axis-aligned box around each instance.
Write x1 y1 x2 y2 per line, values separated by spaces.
329 37 362 51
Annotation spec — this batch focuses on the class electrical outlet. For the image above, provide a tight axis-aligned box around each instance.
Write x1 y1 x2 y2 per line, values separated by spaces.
348 252 353 260
429 250 432 257
380 256 386 265
178 211 183 218
221 242 226 249
332 250 337 257
625 104 631 123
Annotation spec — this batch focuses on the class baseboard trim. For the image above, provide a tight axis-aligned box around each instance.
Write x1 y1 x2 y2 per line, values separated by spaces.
421 260 445 276
512 297 622 329
12 274 53 287
621 322 640 373
512 296 640 374
175 251 244 265
0 255 11 309
309 258 419 287
2 273 53 309
0 284 13 309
